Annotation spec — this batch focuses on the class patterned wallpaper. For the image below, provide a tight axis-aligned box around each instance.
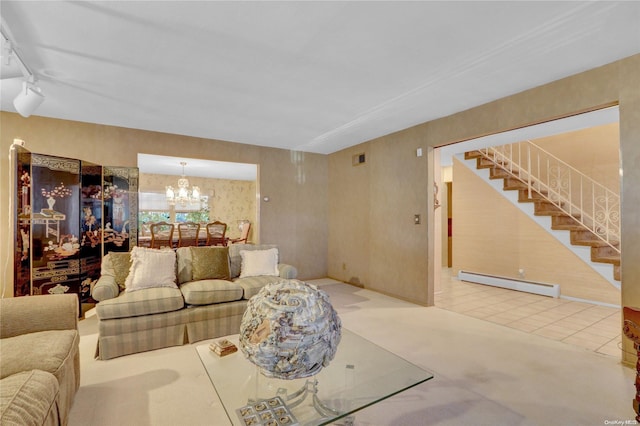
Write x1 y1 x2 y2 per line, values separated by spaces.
139 173 256 240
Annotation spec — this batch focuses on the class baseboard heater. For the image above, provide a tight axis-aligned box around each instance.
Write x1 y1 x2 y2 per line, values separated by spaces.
457 270 560 298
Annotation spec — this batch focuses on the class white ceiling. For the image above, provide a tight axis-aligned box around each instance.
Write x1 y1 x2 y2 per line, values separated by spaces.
1 1 639 156
138 153 257 181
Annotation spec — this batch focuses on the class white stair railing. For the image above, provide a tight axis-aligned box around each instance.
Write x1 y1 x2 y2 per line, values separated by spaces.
477 141 620 253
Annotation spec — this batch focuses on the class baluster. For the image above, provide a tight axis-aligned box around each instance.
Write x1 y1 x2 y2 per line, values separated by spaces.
568 167 571 216
592 181 596 235
579 176 583 228
605 186 609 244
527 143 531 198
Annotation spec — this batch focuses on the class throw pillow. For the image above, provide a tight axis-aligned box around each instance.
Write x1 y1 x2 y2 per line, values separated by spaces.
228 244 276 278
239 248 279 278
109 252 132 290
190 246 230 281
124 246 177 292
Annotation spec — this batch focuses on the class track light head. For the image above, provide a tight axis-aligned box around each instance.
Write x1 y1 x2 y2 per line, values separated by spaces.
13 81 44 117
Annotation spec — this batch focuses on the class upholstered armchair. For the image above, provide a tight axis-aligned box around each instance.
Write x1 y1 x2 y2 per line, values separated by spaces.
0 294 80 425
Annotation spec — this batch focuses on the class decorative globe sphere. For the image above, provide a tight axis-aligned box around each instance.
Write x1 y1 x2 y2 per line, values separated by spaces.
239 279 342 379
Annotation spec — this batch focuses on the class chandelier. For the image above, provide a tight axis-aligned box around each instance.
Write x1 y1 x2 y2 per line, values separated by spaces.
165 162 200 207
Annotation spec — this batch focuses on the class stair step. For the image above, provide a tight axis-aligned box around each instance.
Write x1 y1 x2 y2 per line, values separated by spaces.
592 239 620 250
464 150 483 160
503 177 528 191
570 229 608 247
534 201 566 216
592 242 621 254
614 264 621 281
551 214 583 230
551 224 584 231
591 253 621 266
518 189 547 203
477 157 496 169
489 167 516 180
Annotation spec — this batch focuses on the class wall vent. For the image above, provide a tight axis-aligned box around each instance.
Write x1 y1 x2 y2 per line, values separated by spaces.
352 152 366 166
458 270 560 298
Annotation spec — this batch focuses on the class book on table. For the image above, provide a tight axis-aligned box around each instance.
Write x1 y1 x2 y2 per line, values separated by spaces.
209 339 238 357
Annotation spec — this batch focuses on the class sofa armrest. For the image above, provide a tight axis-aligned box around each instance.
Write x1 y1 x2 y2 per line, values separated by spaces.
92 275 120 302
0 294 78 339
278 264 298 279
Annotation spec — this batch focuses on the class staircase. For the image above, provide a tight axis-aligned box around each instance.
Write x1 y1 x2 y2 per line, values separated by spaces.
464 147 621 284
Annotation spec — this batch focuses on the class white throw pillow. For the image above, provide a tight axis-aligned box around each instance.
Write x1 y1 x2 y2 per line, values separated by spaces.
125 246 177 292
239 248 279 278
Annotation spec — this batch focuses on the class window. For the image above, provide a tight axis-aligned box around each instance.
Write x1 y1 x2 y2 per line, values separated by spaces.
140 211 170 222
138 192 209 235
139 192 170 210
176 210 209 223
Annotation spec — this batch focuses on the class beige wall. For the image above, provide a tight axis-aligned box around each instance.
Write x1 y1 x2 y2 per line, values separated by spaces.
452 156 620 305
0 114 329 294
534 122 620 192
328 127 430 305
327 53 639 363
139 173 256 241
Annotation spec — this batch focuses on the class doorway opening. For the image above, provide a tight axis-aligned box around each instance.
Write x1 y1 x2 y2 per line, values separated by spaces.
137 154 258 244
431 106 622 356
434 105 620 289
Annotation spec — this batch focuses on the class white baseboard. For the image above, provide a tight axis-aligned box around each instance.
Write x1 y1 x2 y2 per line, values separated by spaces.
458 270 560 298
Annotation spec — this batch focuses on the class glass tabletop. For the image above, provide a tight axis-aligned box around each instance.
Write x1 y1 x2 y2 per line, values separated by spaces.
196 328 434 426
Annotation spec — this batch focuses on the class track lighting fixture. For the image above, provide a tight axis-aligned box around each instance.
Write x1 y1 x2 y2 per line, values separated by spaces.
1 26 45 117
13 80 45 117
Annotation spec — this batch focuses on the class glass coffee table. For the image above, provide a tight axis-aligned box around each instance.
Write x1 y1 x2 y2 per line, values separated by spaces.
196 328 433 426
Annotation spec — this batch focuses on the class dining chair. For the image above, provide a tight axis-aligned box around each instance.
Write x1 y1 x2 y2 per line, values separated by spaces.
150 221 175 249
177 221 200 247
206 221 228 246
229 221 251 244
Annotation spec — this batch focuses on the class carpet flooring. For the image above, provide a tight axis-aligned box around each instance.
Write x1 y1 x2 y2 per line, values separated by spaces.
69 279 635 425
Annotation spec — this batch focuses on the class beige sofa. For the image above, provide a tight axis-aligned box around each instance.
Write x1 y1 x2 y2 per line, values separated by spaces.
91 244 297 360
0 294 80 426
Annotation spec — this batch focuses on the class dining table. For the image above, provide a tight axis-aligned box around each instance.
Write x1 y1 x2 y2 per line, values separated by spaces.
137 230 225 247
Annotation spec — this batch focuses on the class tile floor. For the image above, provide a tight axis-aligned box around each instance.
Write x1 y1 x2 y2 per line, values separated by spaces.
435 268 623 357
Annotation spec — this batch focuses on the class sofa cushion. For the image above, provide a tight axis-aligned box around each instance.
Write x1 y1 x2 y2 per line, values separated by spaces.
101 252 131 291
180 280 243 305
96 287 185 320
0 370 59 426
239 248 279 278
228 244 276 278
190 246 230 281
176 247 194 284
0 330 78 380
125 247 177 292
234 275 286 300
